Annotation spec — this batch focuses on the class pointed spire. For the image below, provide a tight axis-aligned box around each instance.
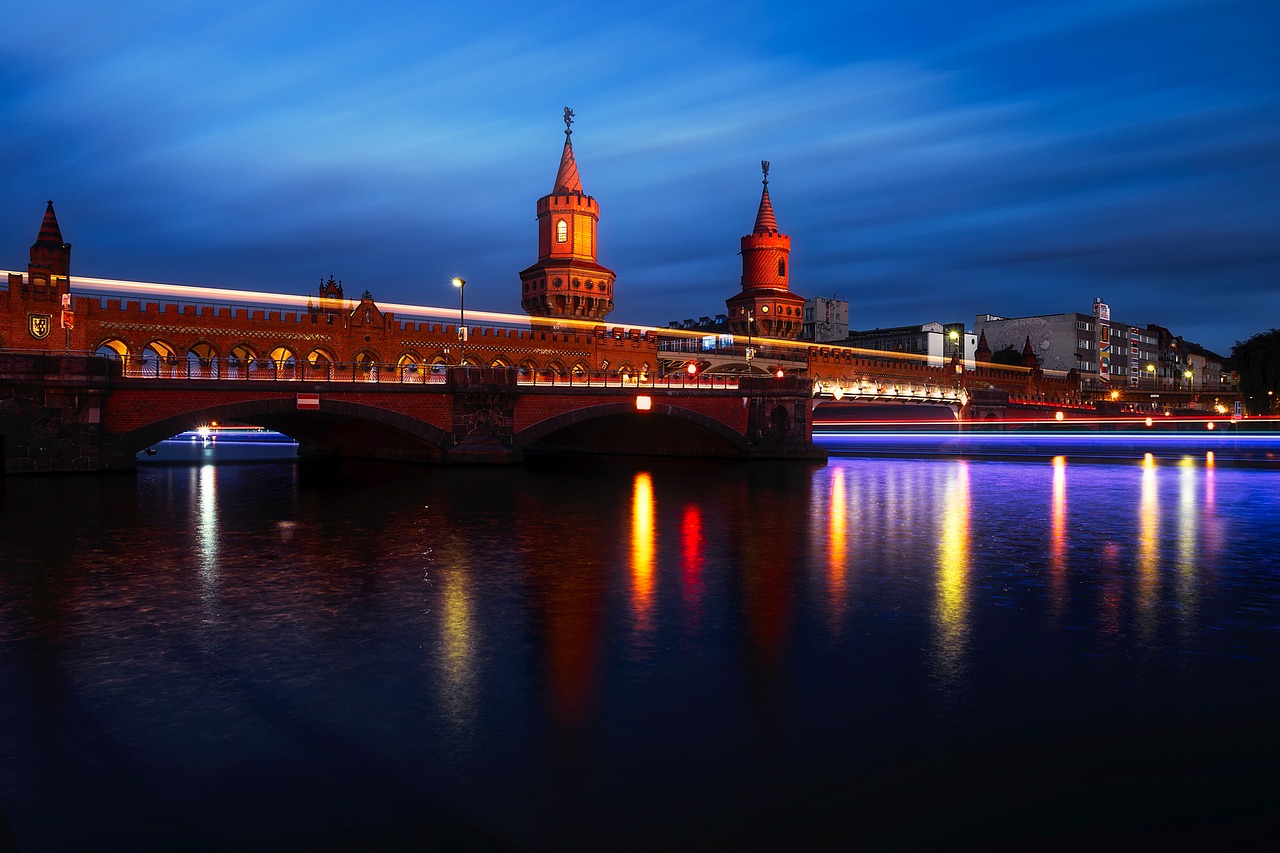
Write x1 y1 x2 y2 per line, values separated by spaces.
753 161 778 235
975 330 991 362
36 200 64 246
552 106 582 195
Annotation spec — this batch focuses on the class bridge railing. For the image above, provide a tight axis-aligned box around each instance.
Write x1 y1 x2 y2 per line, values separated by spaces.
109 356 746 389
116 355 450 384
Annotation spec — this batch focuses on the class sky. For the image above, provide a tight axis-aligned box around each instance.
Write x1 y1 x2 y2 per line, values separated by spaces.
4 0 1277 355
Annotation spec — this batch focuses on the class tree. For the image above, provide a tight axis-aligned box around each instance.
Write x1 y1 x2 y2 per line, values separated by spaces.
1232 329 1280 416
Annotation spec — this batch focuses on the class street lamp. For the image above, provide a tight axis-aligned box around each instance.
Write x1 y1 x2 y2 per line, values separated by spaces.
1146 363 1156 390
948 328 959 363
1183 369 1193 391
452 277 466 366
744 308 756 371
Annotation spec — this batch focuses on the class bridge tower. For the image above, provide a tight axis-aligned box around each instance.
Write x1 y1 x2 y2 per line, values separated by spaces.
726 162 806 340
519 107 616 322
29 201 71 294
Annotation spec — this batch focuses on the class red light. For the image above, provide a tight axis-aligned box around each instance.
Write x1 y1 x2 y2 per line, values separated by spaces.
775 369 784 378
686 363 697 375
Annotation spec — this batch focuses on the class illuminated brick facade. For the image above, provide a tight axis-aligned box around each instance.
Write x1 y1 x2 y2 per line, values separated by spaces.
726 162 806 340
519 109 616 321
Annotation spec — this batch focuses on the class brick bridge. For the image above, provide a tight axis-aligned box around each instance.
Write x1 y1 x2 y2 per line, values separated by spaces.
0 352 824 474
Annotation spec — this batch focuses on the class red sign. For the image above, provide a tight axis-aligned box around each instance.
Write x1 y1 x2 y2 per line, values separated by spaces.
60 309 74 330
297 393 320 410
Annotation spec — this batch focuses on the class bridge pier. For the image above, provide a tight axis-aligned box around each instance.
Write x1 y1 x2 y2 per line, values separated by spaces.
0 353 133 474
446 369 523 465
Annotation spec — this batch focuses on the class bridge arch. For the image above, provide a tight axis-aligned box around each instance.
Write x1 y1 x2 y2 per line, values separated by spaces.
121 397 453 458
95 337 130 358
516 401 748 455
306 347 336 366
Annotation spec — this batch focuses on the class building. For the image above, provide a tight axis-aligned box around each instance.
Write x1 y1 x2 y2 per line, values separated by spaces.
519 107 616 321
975 300 1159 387
842 322 975 369
802 296 849 343
725 162 806 340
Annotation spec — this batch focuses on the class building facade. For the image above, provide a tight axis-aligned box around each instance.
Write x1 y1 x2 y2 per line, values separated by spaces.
803 296 849 343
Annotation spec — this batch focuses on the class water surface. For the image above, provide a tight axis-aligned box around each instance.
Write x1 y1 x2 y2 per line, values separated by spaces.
1 449 1277 849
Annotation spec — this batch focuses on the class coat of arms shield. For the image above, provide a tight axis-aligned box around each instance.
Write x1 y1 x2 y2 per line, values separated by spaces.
27 313 52 340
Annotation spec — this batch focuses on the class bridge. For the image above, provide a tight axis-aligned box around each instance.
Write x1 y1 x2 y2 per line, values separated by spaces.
0 351 823 473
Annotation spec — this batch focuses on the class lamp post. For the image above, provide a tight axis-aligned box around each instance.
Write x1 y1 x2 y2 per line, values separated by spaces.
452 277 466 366
1183 369 1193 392
1146 363 1156 391
745 309 756 371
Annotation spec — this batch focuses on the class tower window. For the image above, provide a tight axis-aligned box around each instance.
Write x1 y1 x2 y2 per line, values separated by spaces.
557 220 567 243
778 259 786 276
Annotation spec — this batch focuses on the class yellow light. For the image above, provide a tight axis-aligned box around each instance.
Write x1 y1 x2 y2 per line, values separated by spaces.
1145 417 1153 427
1055 411 1064 421
635 395 651 411
1206 421 1215 430
1109 390 1120 400
451 277 465 288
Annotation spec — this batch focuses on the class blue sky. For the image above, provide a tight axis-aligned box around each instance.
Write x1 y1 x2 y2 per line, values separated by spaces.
5 0 1277 354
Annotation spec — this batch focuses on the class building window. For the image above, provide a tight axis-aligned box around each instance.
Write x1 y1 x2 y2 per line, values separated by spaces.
778 259 786 276
556 220 567 243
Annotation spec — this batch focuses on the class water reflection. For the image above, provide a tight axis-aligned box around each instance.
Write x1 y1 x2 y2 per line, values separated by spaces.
679 504 705 629
826 465 848 635
1175 459 1200 638
3 455 1278 850
631 471 656 638
932 462 971 693
1049 456 1067 619
195 464 219 598
1137 454 1160 645
438 561 477 734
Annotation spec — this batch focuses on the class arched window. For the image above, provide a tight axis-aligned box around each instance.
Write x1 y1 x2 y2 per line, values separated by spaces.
556 219 567 243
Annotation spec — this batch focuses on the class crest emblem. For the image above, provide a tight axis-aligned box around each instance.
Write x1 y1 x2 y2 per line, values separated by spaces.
27 313 52 340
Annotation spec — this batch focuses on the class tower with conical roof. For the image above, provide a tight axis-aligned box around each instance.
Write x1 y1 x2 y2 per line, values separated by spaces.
726 162 805 340
29 200 71 291
520 107 615 321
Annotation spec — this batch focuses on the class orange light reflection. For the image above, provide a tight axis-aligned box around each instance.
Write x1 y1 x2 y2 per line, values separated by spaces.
631 472 656 635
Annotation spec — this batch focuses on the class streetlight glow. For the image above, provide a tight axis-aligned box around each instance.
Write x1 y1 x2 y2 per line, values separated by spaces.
452 278 466 366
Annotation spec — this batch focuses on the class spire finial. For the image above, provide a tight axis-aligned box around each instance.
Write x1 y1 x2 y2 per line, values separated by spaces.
761 160 770 185
563 106 575 137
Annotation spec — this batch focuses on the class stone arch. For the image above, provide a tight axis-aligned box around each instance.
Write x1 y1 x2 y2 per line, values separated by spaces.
515 401 748 453
141 339 180 378
267 345 298 379
396 350 424 382
187 342 219 379
545 359 567 377
306 347 335 365
228 344 259 379
769 405 791 436
570 361 589 377
489 355 512 368
120 397 453 458
95 337 130 358
353 349 382 381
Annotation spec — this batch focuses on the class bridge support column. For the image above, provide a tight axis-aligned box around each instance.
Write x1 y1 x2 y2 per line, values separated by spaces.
0 353 132 474
963 388 1009 430
742 377 828 461
445 368 523 465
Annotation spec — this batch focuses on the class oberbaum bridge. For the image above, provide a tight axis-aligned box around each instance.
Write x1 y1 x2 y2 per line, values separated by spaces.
2 111 1094 475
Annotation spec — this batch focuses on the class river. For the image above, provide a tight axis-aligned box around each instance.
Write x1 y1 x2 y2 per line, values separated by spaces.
1 441 1277 849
